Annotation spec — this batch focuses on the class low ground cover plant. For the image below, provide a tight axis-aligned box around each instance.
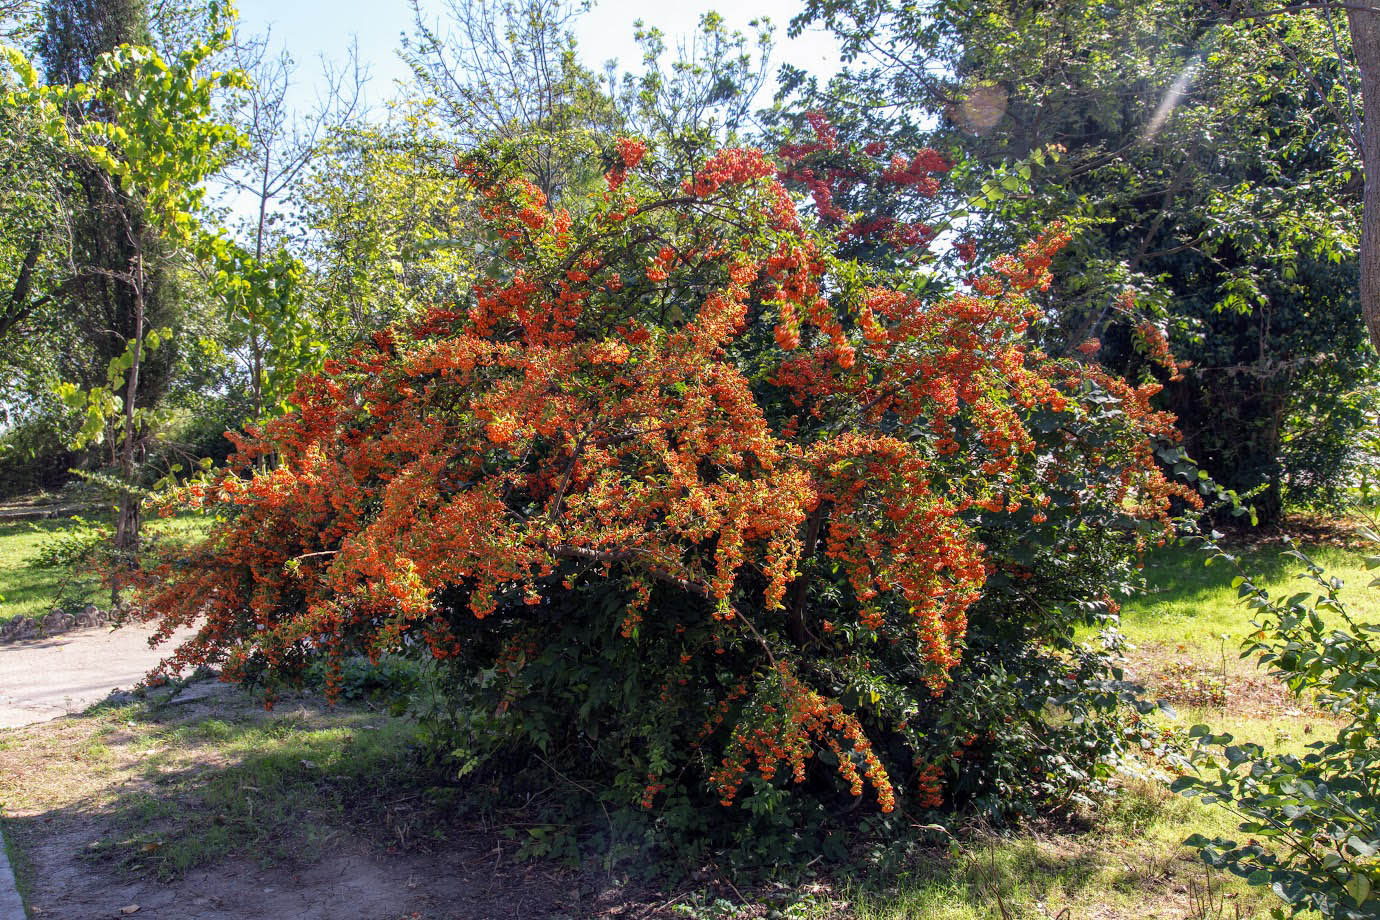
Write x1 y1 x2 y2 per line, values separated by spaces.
130 123 1210 858
1176 534 1380 917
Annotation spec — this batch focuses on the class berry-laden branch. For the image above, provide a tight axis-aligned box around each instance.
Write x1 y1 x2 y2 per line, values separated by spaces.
130 123 1199 816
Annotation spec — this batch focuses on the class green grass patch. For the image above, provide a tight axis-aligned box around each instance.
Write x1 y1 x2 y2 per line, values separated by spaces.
95 712 421 877
1122 540 1378 651
748 782 1277 920
0 514 211 622
648 779 1275 919
99 708 422 878
0 518 94 622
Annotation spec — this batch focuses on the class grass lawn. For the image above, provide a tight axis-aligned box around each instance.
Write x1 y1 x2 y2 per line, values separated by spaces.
0 517 100 622
0 514 210 622
1126 538 1379 650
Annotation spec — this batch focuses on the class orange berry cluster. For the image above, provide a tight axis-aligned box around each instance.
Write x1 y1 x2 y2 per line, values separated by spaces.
914 762 944 809
710 664 895 813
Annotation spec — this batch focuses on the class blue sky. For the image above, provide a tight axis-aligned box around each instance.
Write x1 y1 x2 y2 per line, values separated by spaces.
232 0 841 115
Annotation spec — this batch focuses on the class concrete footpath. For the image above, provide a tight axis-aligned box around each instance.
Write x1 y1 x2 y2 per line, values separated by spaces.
0 623 190 730
0 822 23 920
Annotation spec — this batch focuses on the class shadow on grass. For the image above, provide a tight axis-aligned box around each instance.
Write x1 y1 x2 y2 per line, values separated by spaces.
832 783 1242 920
1139 542 1296 603
1121 540 1377 646
0 685 591 918
0 683 1261 920
4 686 446 873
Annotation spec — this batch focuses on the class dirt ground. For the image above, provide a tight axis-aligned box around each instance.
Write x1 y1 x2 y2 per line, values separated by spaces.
0 616 781 920
16 827 576 920
1123 639 1343 722
0 686 704 920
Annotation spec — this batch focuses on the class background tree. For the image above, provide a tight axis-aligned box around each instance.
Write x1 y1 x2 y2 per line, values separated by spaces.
610 11 774 170
297 98 476 342
0 0 53 401
0 1 41 42
0 41 66 364
403 0 619 202
787 0 1371 522
1346 3 1380 351
37 0 171 553
219 30 363 420
8 0 243 556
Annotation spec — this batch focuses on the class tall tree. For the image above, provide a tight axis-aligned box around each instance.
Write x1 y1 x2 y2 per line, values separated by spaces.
218 31 363 420
39 0 145 83
1347 5 1380 349
0 52 66 356
788 0 1369 520
609 11 774 172
11 0 242 561
39 0 165 555
403 0 618 200
298 99 476 341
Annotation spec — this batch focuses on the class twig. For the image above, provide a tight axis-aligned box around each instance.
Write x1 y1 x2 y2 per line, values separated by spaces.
533 751 614 837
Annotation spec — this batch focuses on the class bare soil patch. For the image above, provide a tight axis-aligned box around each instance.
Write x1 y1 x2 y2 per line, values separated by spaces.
1215 510 1376 551
1123 640 1299 716
0 687 688 920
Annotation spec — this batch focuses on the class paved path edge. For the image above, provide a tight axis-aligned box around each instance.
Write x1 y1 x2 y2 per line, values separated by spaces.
0 815 26 920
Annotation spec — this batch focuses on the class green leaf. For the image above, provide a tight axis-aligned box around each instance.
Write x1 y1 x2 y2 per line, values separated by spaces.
1347 872 1371 906
1346 836 1377 858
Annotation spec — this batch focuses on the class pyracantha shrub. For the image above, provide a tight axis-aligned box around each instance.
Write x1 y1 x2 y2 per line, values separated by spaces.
132 127 1200 837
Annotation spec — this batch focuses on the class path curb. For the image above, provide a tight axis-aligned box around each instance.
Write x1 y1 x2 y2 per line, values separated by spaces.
0 818 26 920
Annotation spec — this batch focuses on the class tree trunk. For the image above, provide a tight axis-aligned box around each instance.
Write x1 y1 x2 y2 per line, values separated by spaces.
250 150 271 422
112 252 145 606
785 505 828 645
1348 7 1380 350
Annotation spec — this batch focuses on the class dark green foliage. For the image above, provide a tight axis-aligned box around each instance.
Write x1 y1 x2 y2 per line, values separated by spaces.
304 655 422 704
407 580 879 870
36 0 182 489
0 414 80 497
786 0 1373 521
1155 258 1373 521
38 0 147 86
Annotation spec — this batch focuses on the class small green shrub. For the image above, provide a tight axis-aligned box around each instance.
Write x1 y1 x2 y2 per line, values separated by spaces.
1174 535 1380 918
33 517 111 570
304 655 421 704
